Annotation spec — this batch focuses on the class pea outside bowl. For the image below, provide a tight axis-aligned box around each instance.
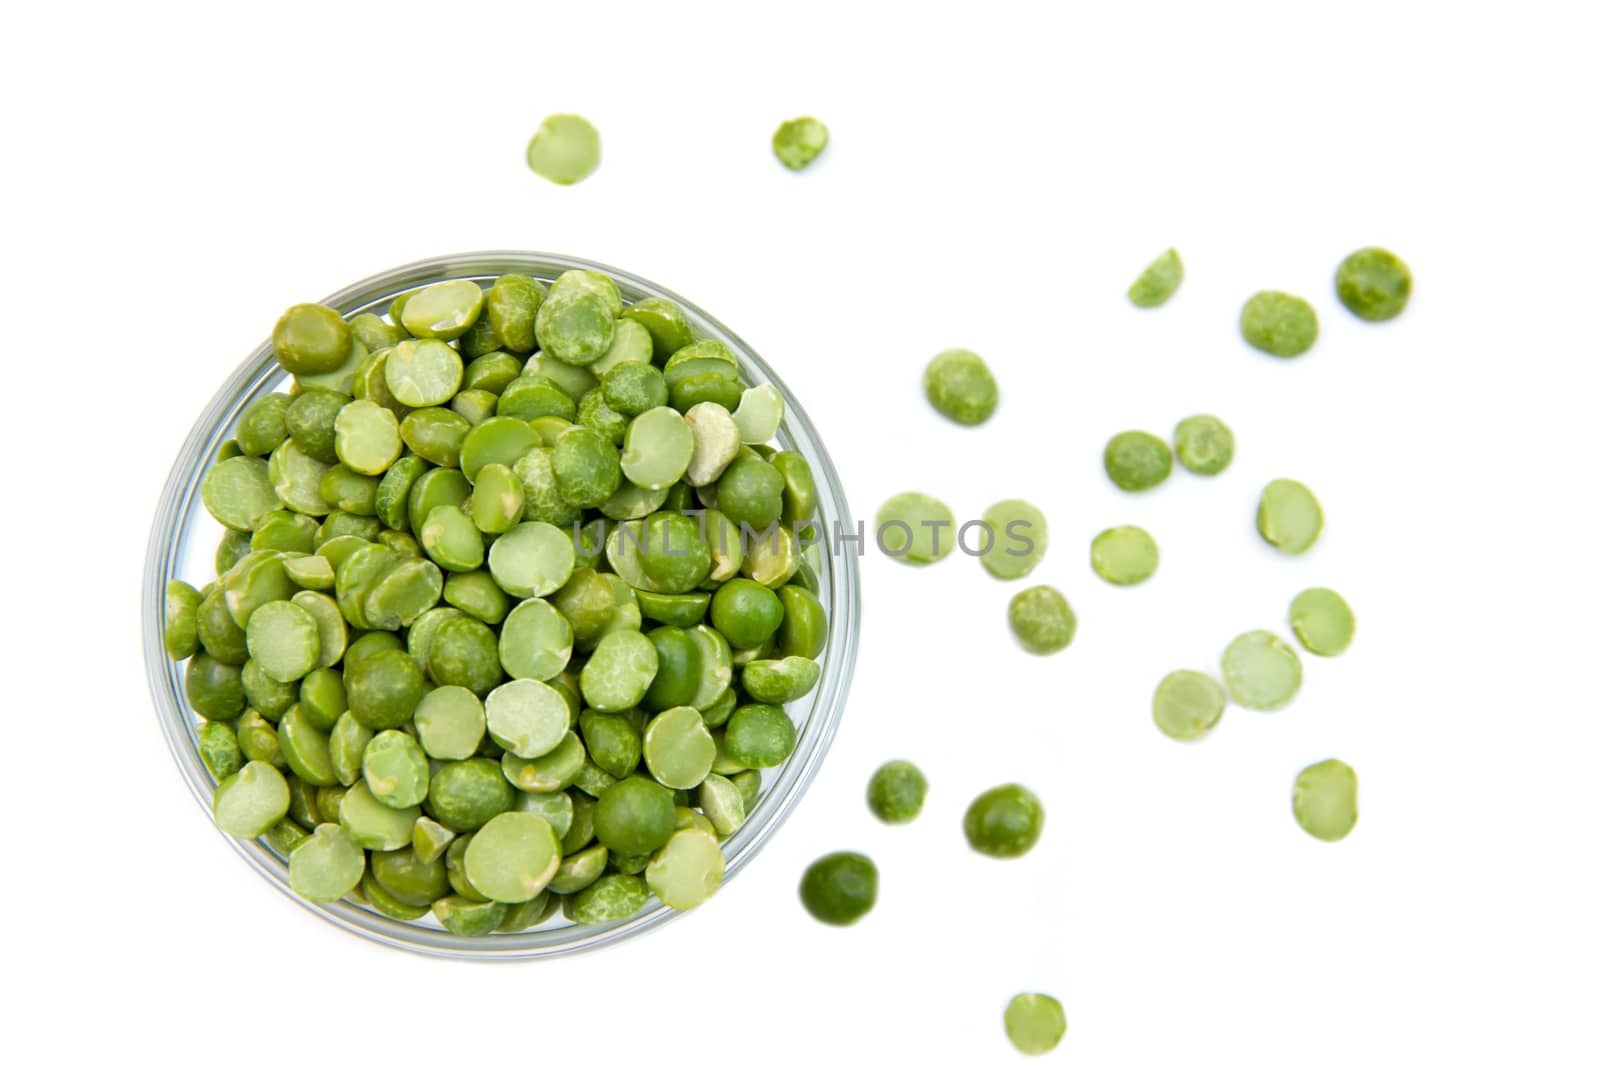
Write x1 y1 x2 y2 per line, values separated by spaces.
142 251 860 960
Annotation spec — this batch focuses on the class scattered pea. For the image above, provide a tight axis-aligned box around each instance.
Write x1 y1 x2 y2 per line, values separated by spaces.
923 349 998 426
876 491 956 564
1336 247 1411 322
772 116 829 171
963 783 1044 858
525 113 601 185
1172 414 1234 476
1128 247 1183 308
980 499 1048 580
1152 670 1226 741
1257 478 1323 554
1090 525 1159 586
799 851 877 925
1293 759 1359 842
866 760 927 825
1007 586 1076 656
1289 587 1355 656
1221 630 1302 710
1104 431 1172 492
1004 993 1067 1056
1241 290 1318 357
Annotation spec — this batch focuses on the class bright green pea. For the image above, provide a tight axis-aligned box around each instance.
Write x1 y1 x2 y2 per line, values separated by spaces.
580 630 659 712
1005 993 1067 1056
697 772 745 836
498 375 577 421
186 653 245 721
1336 247 1411 322
362 729 430 809
369 847 449 908
591 317 655 375
876 491 955 564
285 387 347 466
770 451 816 524
564 873 647 926
1257 478 1323 554
348 312 404 354
236 393 292 457
243 600 320 682
201 456 280 531
1090 525 1159 586
642 705 716 789
550 426 622 507
296 665 346 730
400 407 471 467
525 113 601 185
345 647 426 730
433 894 507 935
1128 247 1183 308
536 289 615 367
464 812 561 903
722 704 795 769
318 464 379 516
1289 587 1355 656
601 361 668 417
923 348 998 426
1241 291 1319 357
776 585 826 659
1007 585 1076 655
593 775 676 855
497 598 573 682
964 783 1044 858
441 569 509 625
452 389 499 425
486 274 545 353
637 512 711 593
645 827 725 910
488 521 576 598
412 816 457 864
333 399 402 476
198 721 243 780
866 760 927 825
716 454 785 531
981 498 1048 579
426 757 513 832
467 463 525 535
548 842 610 895
577 389 629 446
799 851 876 925
288 823 365 903
1104 431 1172 492
272 304 351 375
1173 414 1235 475
485 678 571 759
621 297 692 358
740 657 820 705
637 590 711 629
1221 630 1302 710
164 579 202 660
234 709 283 767
419 505 484 573
502 731 586 794
213 760 290 837
581 707 643 779
772 116 828 170
621 406 694 490
425 614 504 694
731 383 784 444
709 579 784 650
1293 759 1359 842
399 280 483 342
1152 670 1226 741
328 712 373 787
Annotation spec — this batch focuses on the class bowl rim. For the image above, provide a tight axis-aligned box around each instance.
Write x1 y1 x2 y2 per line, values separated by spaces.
143 250 860 960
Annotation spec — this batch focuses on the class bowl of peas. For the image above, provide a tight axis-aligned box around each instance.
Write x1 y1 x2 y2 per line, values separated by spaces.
144 251 860 958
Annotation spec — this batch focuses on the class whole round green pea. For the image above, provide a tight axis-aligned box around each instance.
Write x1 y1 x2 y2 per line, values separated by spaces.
923 348 998 426
1335 247 1411 322
272 303 351 375
866 760 927 825
1007 586 1076 656
798 851 877 926
1241 291 1319 358
963 783 1044 858
1173 414 1235 476
709 578 784 650
722 704 796 769
593 775 677 856
1104 431 1172 492
716 454 785 530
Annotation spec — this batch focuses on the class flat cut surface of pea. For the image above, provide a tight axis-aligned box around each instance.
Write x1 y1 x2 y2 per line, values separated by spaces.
171 272 831 937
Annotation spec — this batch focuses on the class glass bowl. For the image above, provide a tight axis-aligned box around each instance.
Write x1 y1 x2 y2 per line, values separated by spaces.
142 251 860 960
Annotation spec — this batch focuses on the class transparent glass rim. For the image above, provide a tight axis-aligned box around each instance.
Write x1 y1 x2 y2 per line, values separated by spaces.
142 250 861 960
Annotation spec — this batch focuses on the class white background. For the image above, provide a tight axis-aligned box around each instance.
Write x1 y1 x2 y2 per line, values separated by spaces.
5 1 1597 1063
